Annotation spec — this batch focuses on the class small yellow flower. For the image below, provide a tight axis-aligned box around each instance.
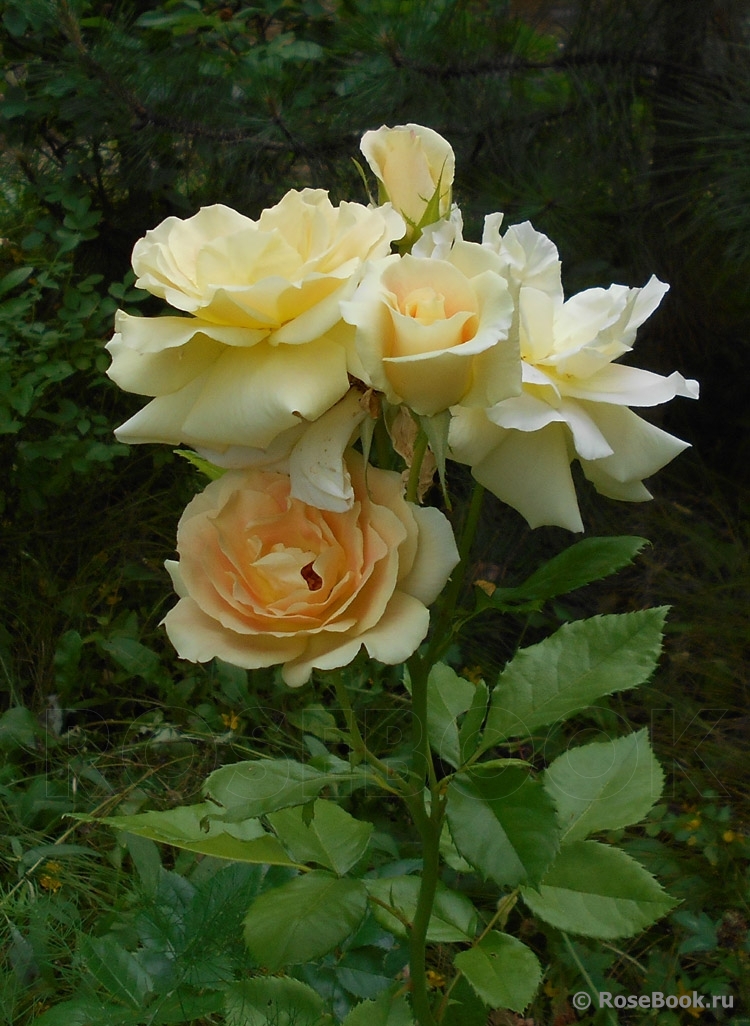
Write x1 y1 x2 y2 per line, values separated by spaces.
221 711 240 731
686 836 697 847
686 817 701 831
677 981 701 1018
723 830 736 843
39 862 63 892
426 969 445 990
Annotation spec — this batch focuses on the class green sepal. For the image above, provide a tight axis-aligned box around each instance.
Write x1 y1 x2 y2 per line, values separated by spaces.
174 448 227 480
352 157 375 206
416 409 451 507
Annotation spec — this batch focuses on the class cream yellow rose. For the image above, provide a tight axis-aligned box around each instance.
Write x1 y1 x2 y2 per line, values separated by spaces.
360 124 455 238
340 220 519 418
449 219 698 532
162 453 459 687
106 190 404 451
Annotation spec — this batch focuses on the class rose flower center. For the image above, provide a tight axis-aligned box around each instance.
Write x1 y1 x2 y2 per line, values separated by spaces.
402 287 447 325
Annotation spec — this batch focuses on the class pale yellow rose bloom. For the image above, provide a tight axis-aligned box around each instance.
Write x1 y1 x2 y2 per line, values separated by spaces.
341 219 519 418
360 124 455 235
194 389 370 513
162 454 460 687
449 220 699 532
106 190 404 451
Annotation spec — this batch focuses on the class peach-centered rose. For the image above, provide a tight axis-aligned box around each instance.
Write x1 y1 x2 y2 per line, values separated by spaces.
341 239 518 418
162 453 459 686
106 189 404 452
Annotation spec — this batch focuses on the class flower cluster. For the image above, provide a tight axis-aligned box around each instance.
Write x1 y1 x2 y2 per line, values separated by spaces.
107 124 697 681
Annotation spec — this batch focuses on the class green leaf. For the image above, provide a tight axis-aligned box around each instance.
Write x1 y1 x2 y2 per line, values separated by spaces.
0 266 34 296
3 8 28 37
267 800 373 875
440 976 488 1026
225 976 332 1026
342 986 414 1025
77 934 152 1009
479 536 650 610
278 39 324 61
544 729 664 843
446 767 559 887
98 636 162 679
287 704 343 743
520 840 678 938
32 998 144 1026
366 876 477 942
80 804 300 867
673 911 719 954
457 680 489 765
439 822 473 873
483 609 668 744
151 991 226 1022
0 706 42 752
204 758 368 820
454 932 542 1011
426 663 476 768
244 871 368 970
335 948 395 1000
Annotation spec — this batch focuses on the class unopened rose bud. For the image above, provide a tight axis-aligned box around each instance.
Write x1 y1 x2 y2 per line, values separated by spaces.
360 124 455 244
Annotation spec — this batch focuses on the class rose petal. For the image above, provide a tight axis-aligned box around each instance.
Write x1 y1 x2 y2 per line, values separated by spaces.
559 365 700 407
360 589 431 664
470 423 584 532
576 403 691 486
398 504 459 605
289 391 368 512
163 596 306 668
180 339 350 449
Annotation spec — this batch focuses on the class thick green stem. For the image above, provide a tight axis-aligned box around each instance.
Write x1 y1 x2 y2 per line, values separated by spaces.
403 654 444 1026
398 485 486 1023
407 803 442 1026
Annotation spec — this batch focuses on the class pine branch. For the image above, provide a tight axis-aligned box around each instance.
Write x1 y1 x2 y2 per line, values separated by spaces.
388 48 711 84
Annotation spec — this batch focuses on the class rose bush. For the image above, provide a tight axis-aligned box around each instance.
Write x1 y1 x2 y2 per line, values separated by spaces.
106 189 404 452
449 219 699 532
162 453 459 687
360 123 455 241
